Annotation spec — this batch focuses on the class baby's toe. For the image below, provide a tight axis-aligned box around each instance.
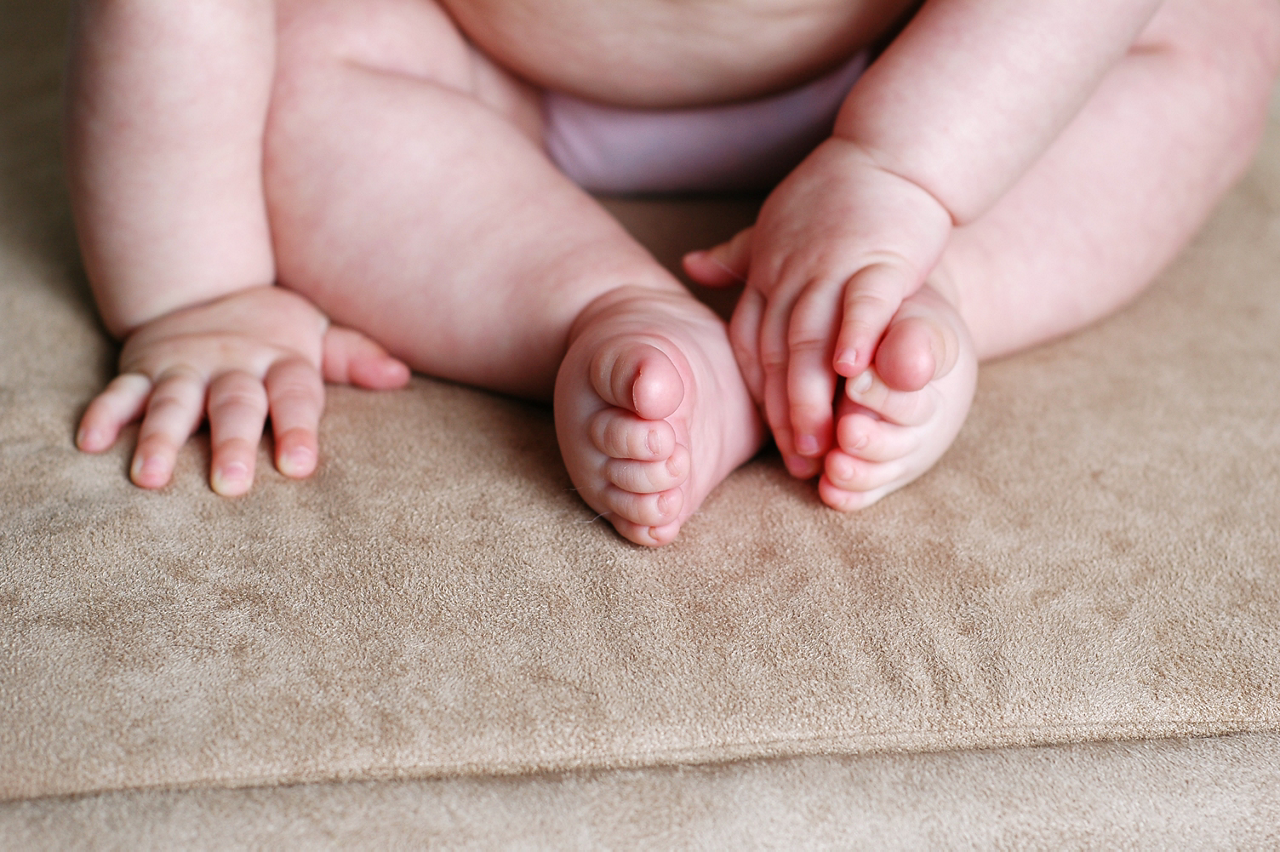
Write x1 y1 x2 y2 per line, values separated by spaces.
601 484 685 529
606 445 690 494
609 516 683 548
590 340 684 421
835 401 922 463
846 369 938 427
590 408 676 461
817 475 894 513
872 285 962 393
823 450 905 496
874 316 940 392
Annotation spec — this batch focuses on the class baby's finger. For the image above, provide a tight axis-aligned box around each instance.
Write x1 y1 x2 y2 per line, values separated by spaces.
763 355 819 479
727 287 765 402
758 290 813 477
77 373 152 453
322 325 411 390
833 263 913 378
207 370 269 496
131 368 207 489
266 358 325 479
786 286 840 459
845 368 938 428
682 226 754 287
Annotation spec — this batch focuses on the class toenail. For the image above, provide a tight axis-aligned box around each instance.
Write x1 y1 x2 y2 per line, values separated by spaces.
850 372 873 395
797 434 819 455
832 455 856 481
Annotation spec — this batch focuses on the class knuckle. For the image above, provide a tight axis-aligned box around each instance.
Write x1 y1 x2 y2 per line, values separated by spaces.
155 364 205 386
788 331 830 354
147 391 193 417
729 340 757 375
760 342 789 371
765 409 792 443
790 403 828 431
846 289 898 319
134 434 177 459
270 381 320 409
212 382 267 410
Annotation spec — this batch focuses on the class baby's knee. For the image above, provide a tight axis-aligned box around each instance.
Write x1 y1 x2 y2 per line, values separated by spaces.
1224 0 1280 78
1208 0 1280 159
1141 0 1280 165
1146 0 1280 86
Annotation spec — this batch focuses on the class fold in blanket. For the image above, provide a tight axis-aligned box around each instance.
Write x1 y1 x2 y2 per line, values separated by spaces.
3 0 1280 805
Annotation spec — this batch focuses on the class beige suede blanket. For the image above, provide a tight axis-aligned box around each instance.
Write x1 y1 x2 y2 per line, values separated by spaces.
3 0 1280 808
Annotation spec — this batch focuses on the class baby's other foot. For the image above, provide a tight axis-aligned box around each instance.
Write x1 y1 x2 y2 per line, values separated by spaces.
555 287 764 546
819 283 977 511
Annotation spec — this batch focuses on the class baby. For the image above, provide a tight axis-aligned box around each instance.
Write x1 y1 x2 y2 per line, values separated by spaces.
68 0 1279 546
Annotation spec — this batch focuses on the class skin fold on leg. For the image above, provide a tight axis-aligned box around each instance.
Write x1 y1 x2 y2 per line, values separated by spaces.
265 0 764 545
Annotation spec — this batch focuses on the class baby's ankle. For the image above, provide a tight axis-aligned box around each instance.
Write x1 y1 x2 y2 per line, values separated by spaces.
566 281 706 346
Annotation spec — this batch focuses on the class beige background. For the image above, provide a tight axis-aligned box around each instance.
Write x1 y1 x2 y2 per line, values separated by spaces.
3 0 1279 844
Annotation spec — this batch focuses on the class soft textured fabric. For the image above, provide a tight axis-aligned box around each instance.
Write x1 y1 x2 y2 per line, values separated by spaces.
3 0 1280 842
5 735 1279 850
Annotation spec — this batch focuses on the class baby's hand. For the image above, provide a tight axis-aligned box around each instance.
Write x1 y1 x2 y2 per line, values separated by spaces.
77 286 409 495
685 137 952 478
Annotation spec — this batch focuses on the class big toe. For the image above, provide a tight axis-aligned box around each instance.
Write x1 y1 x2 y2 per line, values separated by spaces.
872 284 968 393
873 315 946 392
590 339 685 421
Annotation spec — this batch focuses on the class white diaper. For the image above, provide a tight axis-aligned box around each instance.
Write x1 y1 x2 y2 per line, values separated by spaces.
542 51 871 194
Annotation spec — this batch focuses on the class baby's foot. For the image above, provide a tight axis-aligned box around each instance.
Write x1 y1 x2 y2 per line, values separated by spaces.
555 286 765 546
818 282 977 511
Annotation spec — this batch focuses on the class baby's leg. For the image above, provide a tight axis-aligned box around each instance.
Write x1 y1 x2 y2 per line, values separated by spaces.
821 0 1280 510
264 0 763 545
938 0 1280 361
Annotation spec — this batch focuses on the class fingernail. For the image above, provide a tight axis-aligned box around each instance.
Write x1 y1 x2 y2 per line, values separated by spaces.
796 434 819 456
212 462 250 495
77 427 98 450
280 447 314 478
850 372 874 395
132 455 165 485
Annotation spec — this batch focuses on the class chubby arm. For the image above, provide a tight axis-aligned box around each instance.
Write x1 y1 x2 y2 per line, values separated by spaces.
67 0 408 493
66 0 279 336
687 0 1163 476
837 0 1163 225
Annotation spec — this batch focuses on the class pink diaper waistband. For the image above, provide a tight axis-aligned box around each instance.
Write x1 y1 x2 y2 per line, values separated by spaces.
543 51 871 194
